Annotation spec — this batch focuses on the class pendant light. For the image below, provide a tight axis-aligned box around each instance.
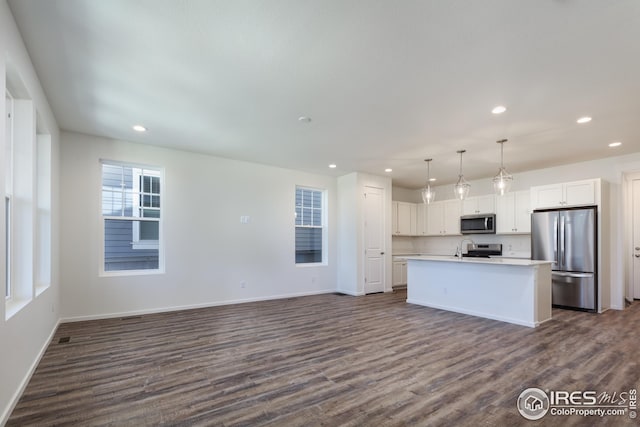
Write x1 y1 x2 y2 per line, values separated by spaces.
421 159 436 204
493 138 513 196
453 150 470 200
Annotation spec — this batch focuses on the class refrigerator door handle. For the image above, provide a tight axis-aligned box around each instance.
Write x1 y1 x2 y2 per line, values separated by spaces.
552 271 594 278
560 215 565 267
553 217 558 265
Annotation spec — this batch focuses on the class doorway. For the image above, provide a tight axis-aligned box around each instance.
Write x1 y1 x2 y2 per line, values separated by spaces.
364 186 385 294
633 178 640 299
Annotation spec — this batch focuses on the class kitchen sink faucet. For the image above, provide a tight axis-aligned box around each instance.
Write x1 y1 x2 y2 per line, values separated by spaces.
456 238 475 259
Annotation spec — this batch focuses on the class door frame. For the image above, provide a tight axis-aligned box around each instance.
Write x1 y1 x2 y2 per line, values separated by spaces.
363 185 386 294
623 171 640 301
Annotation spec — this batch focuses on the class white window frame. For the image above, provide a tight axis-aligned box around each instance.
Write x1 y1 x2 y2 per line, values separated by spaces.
295 186 327 266
5 90 14 301
100 160 164 276
131 170 161 250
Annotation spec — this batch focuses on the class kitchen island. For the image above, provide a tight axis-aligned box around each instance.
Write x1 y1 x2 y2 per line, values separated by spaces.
403 256 554 327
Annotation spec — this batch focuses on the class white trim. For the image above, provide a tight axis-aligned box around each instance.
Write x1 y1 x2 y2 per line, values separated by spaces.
59 289 337 323
98 160 164 276
624 171 640 301
0 318 60 426
295 185 327 265
336 289 364 296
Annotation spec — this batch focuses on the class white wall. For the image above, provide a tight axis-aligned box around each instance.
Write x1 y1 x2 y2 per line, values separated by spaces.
337 172 393 295
396 151 640 310
0 1 60 423
60 132 338 320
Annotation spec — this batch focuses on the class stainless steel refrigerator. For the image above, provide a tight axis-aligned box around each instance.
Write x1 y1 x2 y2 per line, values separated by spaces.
531 207 597 311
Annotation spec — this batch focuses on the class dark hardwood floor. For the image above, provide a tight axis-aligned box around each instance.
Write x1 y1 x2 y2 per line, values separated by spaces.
7 290 640 426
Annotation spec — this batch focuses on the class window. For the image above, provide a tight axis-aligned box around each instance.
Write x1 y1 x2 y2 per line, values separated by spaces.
101 161 162 273
295 187 325 264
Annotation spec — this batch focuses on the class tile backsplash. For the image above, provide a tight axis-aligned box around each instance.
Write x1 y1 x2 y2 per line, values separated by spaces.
393 234 531 258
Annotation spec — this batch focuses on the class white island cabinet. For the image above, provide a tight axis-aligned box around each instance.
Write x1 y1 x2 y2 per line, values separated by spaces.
404 256 553 328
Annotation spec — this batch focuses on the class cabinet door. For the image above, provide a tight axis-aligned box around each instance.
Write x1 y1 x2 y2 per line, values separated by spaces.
565 180 595 206
396 202 415 235
392 201 399 234
462 198 478 215
496 192 516 233
514 190 531 233
416 203 428 235
476 195 496 214
531 184 564 209
401 262 407 284
392 261 403 286
443 200 461 235
427 202 444 235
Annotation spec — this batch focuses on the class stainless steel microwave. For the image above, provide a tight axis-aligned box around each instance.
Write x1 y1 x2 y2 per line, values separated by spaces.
460 214 496 234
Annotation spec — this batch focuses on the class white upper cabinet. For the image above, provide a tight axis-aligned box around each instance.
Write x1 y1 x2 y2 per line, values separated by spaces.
427 200 461 236
392 201 417 235
443 200 462 235
416 203 428 235
462 195 496 215
530 179 598 209
496 190 531 234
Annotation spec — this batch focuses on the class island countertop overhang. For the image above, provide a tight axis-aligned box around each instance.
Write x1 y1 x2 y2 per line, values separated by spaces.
402 255 554 267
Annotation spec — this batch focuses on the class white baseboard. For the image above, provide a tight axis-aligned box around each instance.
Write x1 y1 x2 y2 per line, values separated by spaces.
336 288 364 296
1 318 61 426
60 288 337 323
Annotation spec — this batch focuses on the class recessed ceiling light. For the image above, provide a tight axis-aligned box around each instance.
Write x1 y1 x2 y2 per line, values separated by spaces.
492 105 507 114
385 168 392 173
577 116 592 124
608 141 622 148
132 125 147 132
429 178 437 182
298 116 312 123
328 164 337 168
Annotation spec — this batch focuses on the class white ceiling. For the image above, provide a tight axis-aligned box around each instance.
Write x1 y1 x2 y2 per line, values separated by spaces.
7 0 640 188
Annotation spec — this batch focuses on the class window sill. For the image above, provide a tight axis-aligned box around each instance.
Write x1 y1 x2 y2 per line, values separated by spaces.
295 262 328 268
132 241 159 250
99 268 165 278
35 283 51 297
5 297 31 320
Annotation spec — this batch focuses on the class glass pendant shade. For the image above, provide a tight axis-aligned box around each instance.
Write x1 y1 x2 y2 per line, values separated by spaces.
493 139 513 196
454 176 471 200
453 150 470 200
421 158 436 204
422 186 436 204
493 168 513 196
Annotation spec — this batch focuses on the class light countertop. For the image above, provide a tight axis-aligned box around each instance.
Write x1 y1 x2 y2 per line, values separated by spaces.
402 255 553 267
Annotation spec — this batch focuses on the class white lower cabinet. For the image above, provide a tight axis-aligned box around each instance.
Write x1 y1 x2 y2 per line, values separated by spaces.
496 190 531 234
393 260 407 287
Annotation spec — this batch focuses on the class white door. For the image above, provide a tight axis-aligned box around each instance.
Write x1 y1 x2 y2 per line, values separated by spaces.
633 180 640 298
364 186 385 294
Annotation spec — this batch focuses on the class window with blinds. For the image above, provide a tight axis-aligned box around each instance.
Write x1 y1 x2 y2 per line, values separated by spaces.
295 187 325 264
101 161 163 273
